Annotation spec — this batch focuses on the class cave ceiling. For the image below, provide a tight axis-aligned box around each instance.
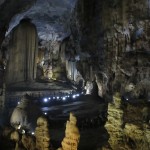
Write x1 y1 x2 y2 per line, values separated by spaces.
0 0 76 44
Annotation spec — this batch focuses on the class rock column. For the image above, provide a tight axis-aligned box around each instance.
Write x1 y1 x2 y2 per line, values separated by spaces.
105 92 124 149
6 18 38 84
58 113 80 150
35 116 52 150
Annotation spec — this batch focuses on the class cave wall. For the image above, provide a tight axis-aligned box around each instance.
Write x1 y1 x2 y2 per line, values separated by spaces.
102 0 150 98
0 0 36 46
104 93 150 150
71 0 150 98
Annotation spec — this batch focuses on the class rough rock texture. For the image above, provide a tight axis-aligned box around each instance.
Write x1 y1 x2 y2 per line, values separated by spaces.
21 134 36 150
104 93 150 150
10 94 42 131
6 0 76 42
6 18 38 85
0 0 36 45
10 130 20 150
10 95 29 129
0 83 5 112
58 113 80 150
35 116 52 150
70 0 150 98
104 93 124 149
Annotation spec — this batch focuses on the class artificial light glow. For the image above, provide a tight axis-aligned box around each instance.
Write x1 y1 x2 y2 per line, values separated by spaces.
72 95 76 98
48 97 51 100
44 112 47 115
31 132 34 135
57 97 59 99
18 102 20 105
44 98 48 102
76 94 80 96
62 97 66 100
53 97 56 99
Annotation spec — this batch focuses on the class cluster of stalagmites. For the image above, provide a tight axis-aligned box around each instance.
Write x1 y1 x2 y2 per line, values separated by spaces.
10 116 51 150
58 113 80 150
3 113 80 150
10 130 36 150
103 92 150 150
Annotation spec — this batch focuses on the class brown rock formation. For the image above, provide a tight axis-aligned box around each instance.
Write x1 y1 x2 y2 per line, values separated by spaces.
21 134 36 150
104 93 124 149
10 130 20 150
35 116 52 150
58 113 80 150
104 92 150 150
6 18 38 85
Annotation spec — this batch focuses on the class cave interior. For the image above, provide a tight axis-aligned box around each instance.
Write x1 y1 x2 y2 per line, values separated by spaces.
0 0 150 150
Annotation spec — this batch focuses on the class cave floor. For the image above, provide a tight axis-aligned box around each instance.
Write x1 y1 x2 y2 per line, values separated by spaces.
4 94 108 150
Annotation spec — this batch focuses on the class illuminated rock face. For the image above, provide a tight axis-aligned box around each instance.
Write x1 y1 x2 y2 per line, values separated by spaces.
35 116 52 150
58 113 80 150
6 18 38 85
10 95 29 129
104 93 150 150
104 93 124 149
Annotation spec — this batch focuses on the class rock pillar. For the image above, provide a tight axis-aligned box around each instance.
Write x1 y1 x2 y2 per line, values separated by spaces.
104 93 124 149
6 18 38 84
35 116 52 150
58 113 80 150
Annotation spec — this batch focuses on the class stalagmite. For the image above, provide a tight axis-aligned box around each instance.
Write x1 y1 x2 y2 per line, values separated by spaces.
10 95 30 130
35 116 52 150
104 92 124 149
10 130 20 150
58 112 80 150
6 18 38 85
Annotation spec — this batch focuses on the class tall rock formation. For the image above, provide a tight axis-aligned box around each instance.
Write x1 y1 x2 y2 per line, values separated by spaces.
6 18 38 85
104 93 124 149
35 116 52 150
10 95 30 129
104 92 150 150
58 113 80 150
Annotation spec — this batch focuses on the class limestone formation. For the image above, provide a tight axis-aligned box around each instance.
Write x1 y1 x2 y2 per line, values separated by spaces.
10 130 20 150
21 134 36 150
10 95 30 130
104 93 124 149
35 116 52 150
58 113 80 150
104 92 150 150
0 83 5 112
6 18 38 85
124 123 150 150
